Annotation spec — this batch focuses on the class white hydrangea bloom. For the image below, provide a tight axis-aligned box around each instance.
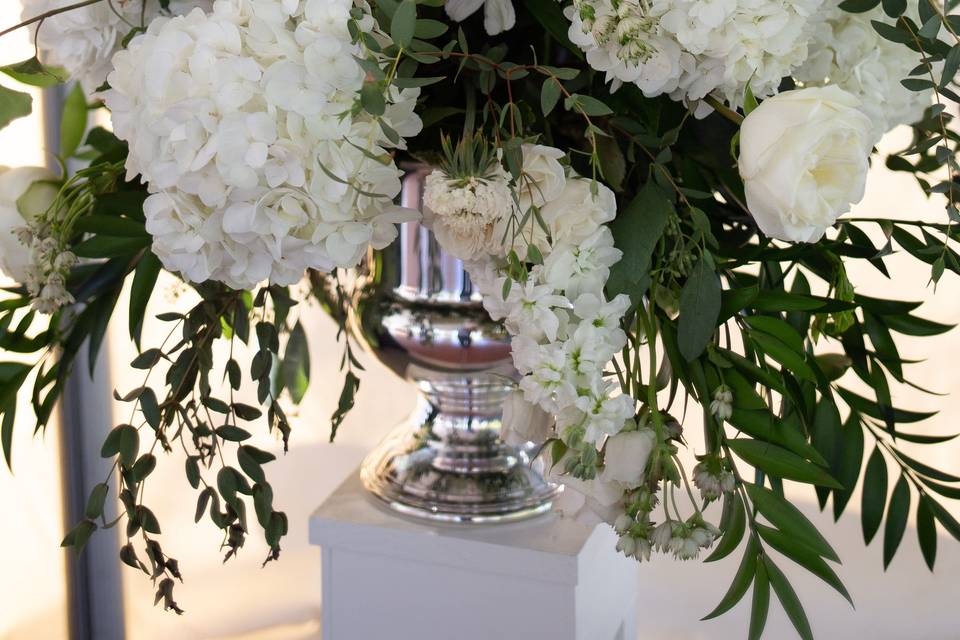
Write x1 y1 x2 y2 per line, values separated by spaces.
566 0 824 112
105 0 422 290
22 0 209 94
794 0 933 140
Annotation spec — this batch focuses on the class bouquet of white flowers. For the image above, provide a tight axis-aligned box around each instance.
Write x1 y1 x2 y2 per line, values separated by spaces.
1 0 959 636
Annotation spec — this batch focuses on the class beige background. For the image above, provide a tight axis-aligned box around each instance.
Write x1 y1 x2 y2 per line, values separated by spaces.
1 3 960 637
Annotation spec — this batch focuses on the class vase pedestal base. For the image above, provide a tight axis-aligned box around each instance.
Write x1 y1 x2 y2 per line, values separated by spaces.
309 470 639 640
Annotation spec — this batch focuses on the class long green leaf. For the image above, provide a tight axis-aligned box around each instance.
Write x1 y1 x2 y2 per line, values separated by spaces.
728 439 842 488
756 524 852 605
861 447 887 545
705 493 745 563
748 561 770 640
916 496 937 571
702 537 758 620
765 557 814 640
746 483 839 562
882 475 910 568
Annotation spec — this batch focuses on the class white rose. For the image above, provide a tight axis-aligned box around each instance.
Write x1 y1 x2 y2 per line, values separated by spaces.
539 177 617 245
519 144 566 209
738 86 873 243
501 389 554 446
0 166 59 282
599 428 655 486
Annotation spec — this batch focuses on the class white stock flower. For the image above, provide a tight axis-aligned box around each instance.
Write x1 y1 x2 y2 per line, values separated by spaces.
738 86 873 243
503 276 570 342
105 0 421 290
542 227 622 299
577 383 635 443
795 0 933 140
444 0 516 35
501 389 554 446
0 167 59 282
600 428 656 486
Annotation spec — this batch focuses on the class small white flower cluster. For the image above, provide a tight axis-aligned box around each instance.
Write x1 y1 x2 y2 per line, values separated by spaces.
692 457 736 500
709 384 733 420
18 226 77 314
0 166 76 314
650 515 721 560
104 0 422 290
566 0 824 113
794 0 933 141
23 0 208 94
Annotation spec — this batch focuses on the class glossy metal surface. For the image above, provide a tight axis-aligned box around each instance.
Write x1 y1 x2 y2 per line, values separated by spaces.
355 166 558 523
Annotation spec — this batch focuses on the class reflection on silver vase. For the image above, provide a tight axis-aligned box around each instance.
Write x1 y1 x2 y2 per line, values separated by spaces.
354 165 559 523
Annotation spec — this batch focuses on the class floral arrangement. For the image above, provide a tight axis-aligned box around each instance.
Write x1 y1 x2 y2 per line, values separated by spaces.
1 0 960 636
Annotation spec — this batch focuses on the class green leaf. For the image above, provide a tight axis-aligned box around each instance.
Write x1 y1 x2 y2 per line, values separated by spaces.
131 454 156 482
281 322 311 404
883 475 910 568
0 84 32 131
195 487 213 523
748 560 770 640
215 425 252 442
702 537 758 620
540 77 562 117
838 0 880 10
728 409 826 465
136 505 161 534
705 494 745 562
0 57 66 87
606 183 671 302
728 439 842 488
916 497 937 571
883 313 953 337
837 388 937 424
881 0 906 17
185 456 201 489
746 483 839 561
765 558 814 640
894 449 960 482
678 256 721 361
60 83 88 158
360 81 386 116
566 93 613 116
85 483 109 519
833 414 864 520
238 446 265 484
941 45 960 88
129 252 161 349
861 447 887 544
390 0 416 48
330 371 361 442
928 497 960 541
101 425 139 467
61 520 97 555
1 407 14 470
756 524 852 605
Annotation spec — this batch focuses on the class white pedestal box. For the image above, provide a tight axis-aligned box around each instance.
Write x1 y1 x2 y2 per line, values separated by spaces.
309 471 639 640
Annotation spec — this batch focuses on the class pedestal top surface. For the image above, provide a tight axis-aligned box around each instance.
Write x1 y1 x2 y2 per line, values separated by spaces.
310 471 598 558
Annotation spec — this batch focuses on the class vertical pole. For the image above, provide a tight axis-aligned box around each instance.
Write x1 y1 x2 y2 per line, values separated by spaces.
45 84 127 640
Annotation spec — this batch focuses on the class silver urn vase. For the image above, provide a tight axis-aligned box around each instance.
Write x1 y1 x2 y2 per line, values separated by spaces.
353 166 559 523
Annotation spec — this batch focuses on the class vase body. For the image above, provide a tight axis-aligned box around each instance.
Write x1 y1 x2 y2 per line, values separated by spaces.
354 165 558 523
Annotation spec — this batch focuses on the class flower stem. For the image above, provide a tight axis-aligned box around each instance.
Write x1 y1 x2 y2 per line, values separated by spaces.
704 95 744 126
